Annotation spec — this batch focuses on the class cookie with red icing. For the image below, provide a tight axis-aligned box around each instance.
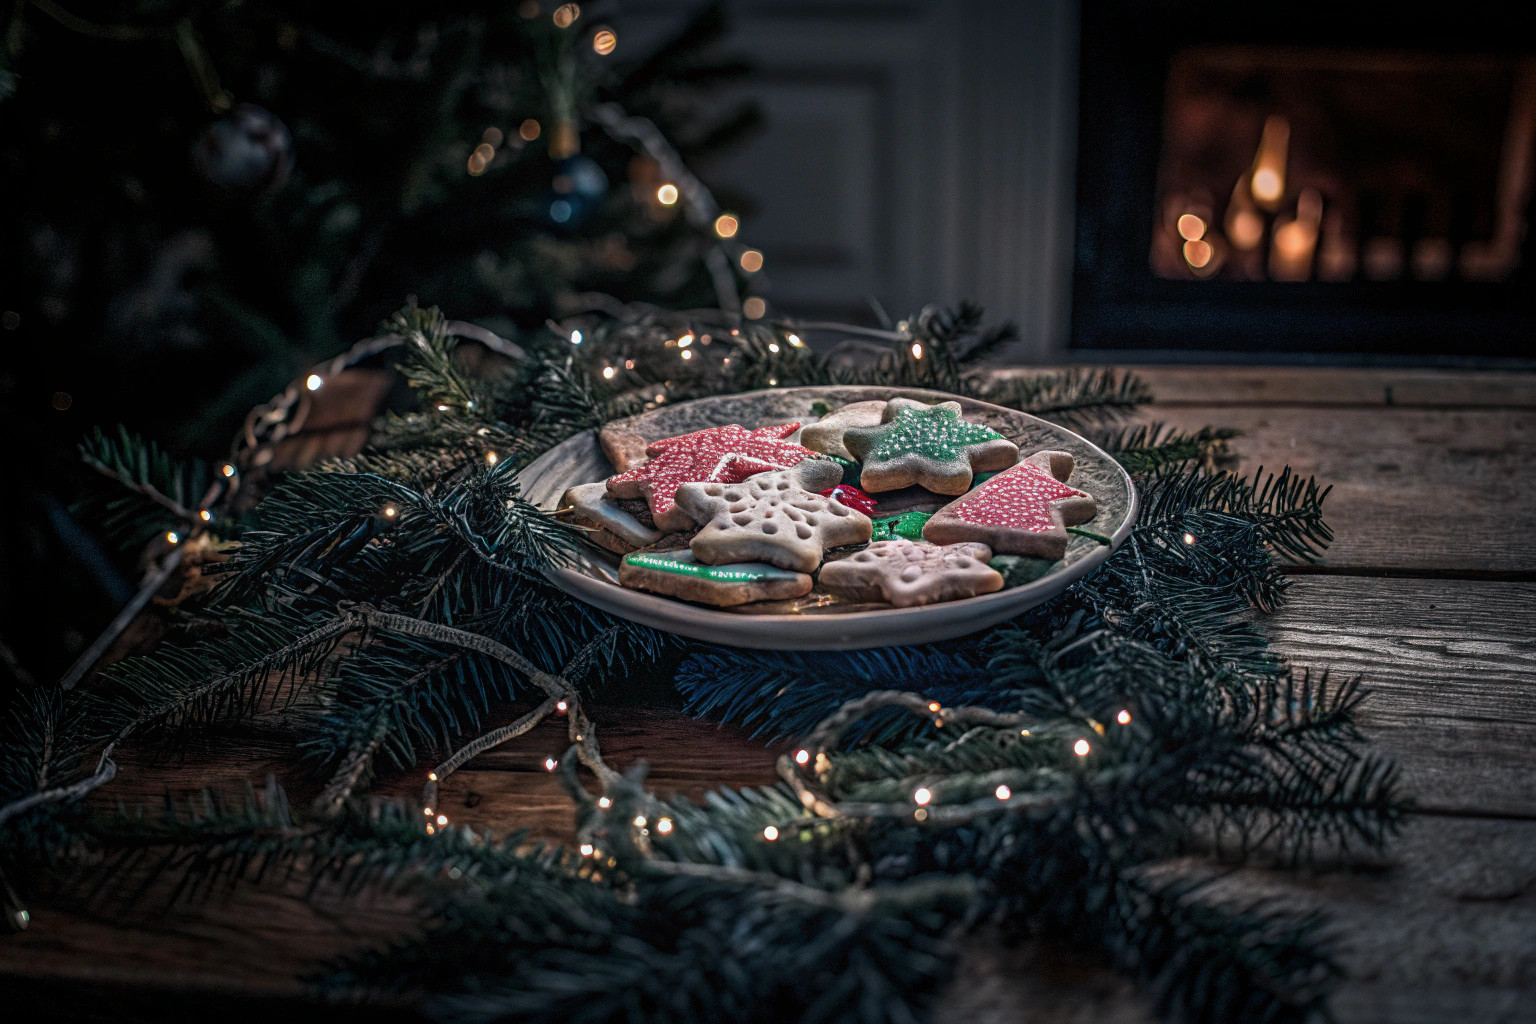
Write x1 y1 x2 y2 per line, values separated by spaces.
605 423 825 532
921 450 1097 560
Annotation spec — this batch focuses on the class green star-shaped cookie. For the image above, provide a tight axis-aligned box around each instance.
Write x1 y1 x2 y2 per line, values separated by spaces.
843 404 1019 495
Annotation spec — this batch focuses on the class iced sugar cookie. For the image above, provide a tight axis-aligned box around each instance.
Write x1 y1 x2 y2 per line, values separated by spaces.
922 450 1097 561
606 423 824 532
560 482 662 554
842 403 1018 495
619 549 812 607
818 538 1003 608
675 462 868 574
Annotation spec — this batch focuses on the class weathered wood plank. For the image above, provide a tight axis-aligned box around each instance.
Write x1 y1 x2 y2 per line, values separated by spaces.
1149 405 1536 572
939 815 1536 1024
1129 366 1536 408
1270 577 1536 818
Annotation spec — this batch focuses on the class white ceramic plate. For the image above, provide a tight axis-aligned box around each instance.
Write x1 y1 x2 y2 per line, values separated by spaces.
516 386 1137 650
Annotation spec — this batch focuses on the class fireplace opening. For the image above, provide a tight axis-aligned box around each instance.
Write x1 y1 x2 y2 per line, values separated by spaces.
1073 3 1536 361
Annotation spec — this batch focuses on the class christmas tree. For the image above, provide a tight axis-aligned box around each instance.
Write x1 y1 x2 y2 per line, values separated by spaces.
0 0 757 684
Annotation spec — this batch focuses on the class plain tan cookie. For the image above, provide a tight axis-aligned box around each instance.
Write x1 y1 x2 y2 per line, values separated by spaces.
818 538 1002 607
881 397 963 422
560 482 662 554
618 549 812 607
923 450 1096 561
598 423 651 472
800 400 887 461
674 462 869 573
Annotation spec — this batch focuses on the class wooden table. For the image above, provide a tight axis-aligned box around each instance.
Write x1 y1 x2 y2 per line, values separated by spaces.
6 367 1535 1023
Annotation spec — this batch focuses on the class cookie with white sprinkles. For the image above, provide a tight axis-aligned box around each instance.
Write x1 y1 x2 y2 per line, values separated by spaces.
799 400 887 461
619 549 812 607
922 450 1097 561
674 461 869 573
842 402 1018 495
818 538 1003 608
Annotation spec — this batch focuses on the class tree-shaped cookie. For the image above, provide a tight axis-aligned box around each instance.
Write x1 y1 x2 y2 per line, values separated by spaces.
922 450 1097 560
606 423 824 531
842 402 1018 494
674 461 869 573
819 538 1003 607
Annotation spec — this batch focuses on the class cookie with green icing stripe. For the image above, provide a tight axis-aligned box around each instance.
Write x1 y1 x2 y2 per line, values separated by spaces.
843 401 1018 495
618 549 812 607
870 510 932 542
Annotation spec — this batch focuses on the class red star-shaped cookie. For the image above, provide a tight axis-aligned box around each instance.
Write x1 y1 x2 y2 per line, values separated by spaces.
605 423 823 531
921 450 1097 560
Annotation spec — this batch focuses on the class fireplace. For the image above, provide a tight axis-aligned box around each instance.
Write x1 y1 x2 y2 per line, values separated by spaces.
1072 2 1536 360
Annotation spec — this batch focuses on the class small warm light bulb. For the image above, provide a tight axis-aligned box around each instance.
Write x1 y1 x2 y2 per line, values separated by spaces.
305 374 323 391
519 118 541 141
656 184 679 205
436 814 448 825
485 451 498 465
768 342 779 353
739 250 763 272
1252 168 1282 204
1176 214 1206 241
1021 729 1031 737
384 506 397 517
437 404 450 412
1073 739 1091 756
624 359 635 370
556 699 568 712
1183 532 1196 545
714 214 739 238
911 343 923 359
552 3 579 28
786 333 802 347
570 330 583 345
1117 709 1132 725
995 785 1011 801
423 807 433 816
597 796 611 809
425 824 435 834
743 297 766 320
428 772 438 781
678 334 693 347
913 788 932 806
221 464 236 477
199 509 212 522
633 816 647 828
928 702 940 712
603 366 616 379
544 757 558 771
655 817 673 834
767 377 777 386
579 843 594 856
763 825 779 841
166 531 180 544
794 749 810 765
592 28 616 54
680 349 693 360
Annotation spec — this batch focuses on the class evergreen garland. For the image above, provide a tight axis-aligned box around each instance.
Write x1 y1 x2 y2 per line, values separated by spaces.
0 302 1399 1023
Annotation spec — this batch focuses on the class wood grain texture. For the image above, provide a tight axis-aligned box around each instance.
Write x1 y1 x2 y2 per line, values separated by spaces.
1148 405 1536 572
1128 366 1536 408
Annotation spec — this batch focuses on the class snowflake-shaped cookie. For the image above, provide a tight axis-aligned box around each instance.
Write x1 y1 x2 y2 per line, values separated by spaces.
606 423 823 531
673 462 869 573
819 538 1003 607
923 450 1097 561
799 400 887 461
842 403 1018 495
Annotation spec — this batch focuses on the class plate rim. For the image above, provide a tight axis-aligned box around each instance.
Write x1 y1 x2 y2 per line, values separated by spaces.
523 385 1138 647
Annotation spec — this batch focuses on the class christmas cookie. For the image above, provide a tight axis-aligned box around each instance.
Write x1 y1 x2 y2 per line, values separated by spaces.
819 484 878 515
842 403 1018 495
675 462 869 574
619 549 812 607
799 400 887 461
819 538 1003 608
870 510 932 542
606 423 825 532
922 450 1097 561
560 482 662 554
